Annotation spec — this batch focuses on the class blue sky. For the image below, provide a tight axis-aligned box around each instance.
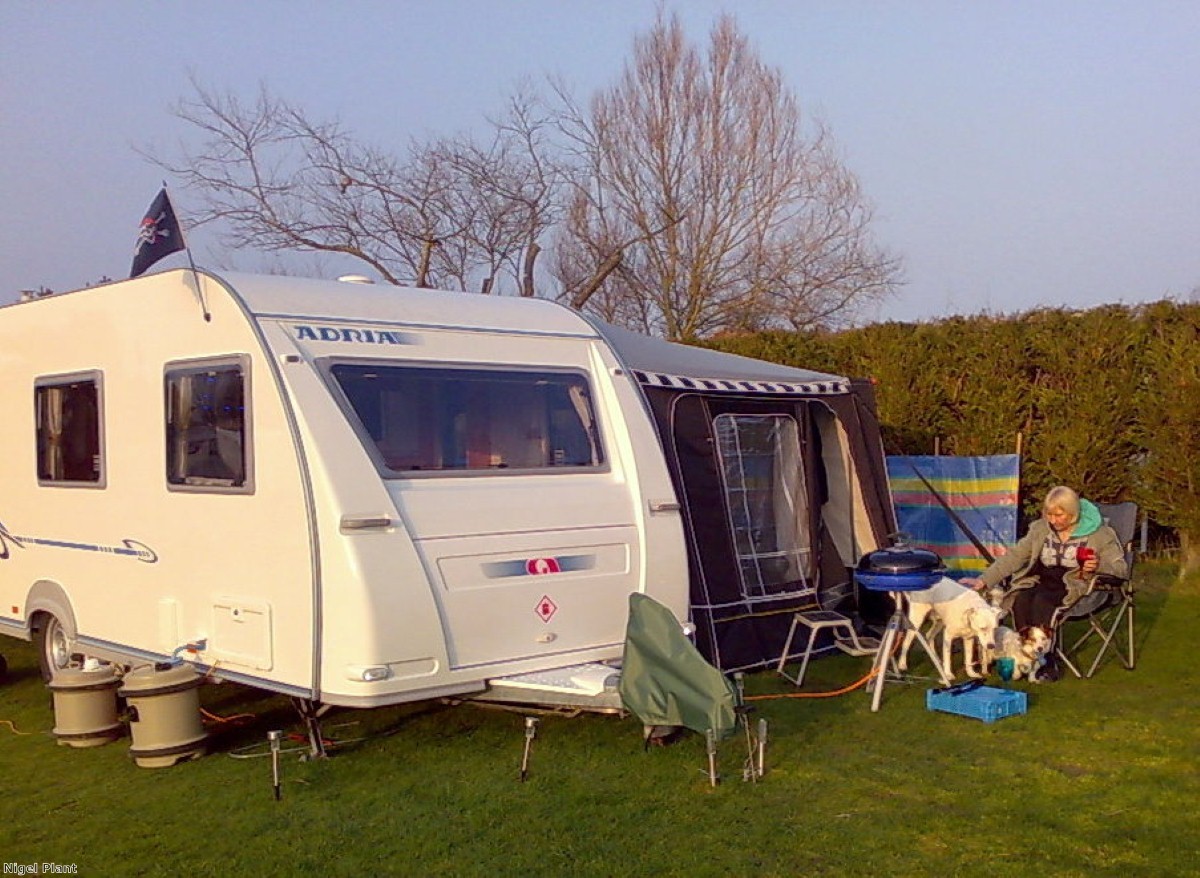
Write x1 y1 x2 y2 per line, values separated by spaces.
2 1 1197 323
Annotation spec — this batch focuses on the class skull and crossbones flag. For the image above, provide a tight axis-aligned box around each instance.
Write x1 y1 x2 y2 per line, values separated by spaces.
130 187 186 278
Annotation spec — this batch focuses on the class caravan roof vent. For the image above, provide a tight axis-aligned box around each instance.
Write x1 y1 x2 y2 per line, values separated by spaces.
337 275 374 285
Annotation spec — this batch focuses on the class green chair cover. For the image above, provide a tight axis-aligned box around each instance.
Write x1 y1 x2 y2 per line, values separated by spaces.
618 593 737 740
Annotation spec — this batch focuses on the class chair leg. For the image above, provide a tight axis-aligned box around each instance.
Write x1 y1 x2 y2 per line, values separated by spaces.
1126 599 1136 670
1050 615 1083 679
1067 621 1099 655
1056 641 1084 678
1081 617 1113 679
1085 600 1135 678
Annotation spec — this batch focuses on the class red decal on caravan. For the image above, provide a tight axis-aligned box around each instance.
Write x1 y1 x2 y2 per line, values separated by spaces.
525 557 561 575
535 595 558 623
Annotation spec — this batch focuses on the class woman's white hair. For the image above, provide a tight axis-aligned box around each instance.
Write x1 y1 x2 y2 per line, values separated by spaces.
1043 485 1081 524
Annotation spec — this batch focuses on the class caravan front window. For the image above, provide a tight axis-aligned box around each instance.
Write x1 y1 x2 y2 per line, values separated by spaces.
35 373 104 486
715 414 813 597
330 363 604 474
165 358 251 491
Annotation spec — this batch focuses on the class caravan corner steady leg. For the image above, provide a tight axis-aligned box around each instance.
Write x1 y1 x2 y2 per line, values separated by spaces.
268 730 283 800
733 673 760 783
519 716 539 782
290 698 332 759
705 729 719 787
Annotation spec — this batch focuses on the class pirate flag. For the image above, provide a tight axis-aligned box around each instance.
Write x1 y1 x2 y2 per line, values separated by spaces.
130 187 186 278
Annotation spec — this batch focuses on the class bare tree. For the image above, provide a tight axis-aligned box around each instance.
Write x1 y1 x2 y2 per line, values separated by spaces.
552 13 900 340
152 17 896 335
432 87 564 295
150 78 558 292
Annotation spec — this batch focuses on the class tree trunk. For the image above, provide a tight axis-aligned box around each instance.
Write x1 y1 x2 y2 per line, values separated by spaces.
571 250 623 310
1178 529 1200 579
521 242 540 297
416 239 437 288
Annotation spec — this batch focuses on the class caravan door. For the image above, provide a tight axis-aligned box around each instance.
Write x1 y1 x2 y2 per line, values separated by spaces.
663 393 829 669
327 340 642 671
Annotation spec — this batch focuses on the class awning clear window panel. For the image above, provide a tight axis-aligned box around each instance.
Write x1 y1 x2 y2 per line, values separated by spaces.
714 414 813 598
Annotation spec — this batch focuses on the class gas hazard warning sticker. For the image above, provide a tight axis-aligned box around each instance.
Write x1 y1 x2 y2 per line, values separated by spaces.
534 595 558 623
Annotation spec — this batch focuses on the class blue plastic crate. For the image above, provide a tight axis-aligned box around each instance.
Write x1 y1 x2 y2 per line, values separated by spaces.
926 685 1027 723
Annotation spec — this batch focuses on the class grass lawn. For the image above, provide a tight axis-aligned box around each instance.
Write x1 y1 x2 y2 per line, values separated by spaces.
1 561 1196 877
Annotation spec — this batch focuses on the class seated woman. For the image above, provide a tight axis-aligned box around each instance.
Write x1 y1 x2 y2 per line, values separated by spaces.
964 485 1128 679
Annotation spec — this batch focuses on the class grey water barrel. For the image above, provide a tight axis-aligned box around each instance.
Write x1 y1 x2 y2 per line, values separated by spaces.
49 665 123 747
118 663 207 768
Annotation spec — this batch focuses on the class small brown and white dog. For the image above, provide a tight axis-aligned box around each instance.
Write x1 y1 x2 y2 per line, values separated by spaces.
992 625 1053 682
897 577 1003 680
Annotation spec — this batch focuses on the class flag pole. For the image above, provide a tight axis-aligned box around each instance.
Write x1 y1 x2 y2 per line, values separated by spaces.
164 182 211 322
183 237 210 323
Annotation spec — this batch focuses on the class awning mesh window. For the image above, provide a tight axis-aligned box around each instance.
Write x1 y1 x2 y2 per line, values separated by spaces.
714 414 813 597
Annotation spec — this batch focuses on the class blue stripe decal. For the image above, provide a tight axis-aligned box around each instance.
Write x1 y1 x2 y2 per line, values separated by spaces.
0 518 157 564
0 519 23 559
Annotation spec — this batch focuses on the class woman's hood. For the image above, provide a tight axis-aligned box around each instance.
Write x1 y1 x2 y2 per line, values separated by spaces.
1073 498 1103 538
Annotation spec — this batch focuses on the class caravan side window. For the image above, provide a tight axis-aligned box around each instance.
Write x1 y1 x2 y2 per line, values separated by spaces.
715 414 814 598
330 363 605 475
164 357 252 492
35 372 104 486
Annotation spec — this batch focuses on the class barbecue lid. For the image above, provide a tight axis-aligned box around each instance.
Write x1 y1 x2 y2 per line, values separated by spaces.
856 539 944 575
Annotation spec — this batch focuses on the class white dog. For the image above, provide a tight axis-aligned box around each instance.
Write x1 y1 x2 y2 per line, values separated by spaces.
897 577 1003 680
992 625 1052 682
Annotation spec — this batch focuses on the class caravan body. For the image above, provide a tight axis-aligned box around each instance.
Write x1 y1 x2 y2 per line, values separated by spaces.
0 270 687 706
0 269 892 706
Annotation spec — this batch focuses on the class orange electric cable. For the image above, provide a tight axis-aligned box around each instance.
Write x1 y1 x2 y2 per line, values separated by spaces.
747 632 905 700
744 663 882 700
200 707 257 725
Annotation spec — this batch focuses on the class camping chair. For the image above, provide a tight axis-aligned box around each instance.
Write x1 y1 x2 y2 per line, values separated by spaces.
1052 501 1139 679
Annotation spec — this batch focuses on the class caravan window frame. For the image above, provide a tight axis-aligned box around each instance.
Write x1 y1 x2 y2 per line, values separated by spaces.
320 357 609 478
34 370 106 488
163 355 254 494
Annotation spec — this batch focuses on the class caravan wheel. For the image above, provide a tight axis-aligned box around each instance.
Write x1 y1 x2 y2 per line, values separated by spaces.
34 613 74 682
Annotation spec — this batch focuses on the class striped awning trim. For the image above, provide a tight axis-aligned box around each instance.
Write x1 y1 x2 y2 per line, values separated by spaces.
632 370 849 396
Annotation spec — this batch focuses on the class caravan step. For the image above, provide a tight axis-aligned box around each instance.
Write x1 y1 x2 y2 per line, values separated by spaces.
834 635 881 656
489 662 620 696
778 610 881 687
472 662 624 713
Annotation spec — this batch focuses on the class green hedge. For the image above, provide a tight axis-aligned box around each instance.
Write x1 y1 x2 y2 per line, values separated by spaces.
709 301 1200 551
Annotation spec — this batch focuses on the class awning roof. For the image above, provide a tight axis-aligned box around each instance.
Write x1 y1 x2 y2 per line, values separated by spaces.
593 321 850 396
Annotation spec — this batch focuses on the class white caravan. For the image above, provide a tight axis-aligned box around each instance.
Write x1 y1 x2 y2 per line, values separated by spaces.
0 270 890 713
0 269 691 709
